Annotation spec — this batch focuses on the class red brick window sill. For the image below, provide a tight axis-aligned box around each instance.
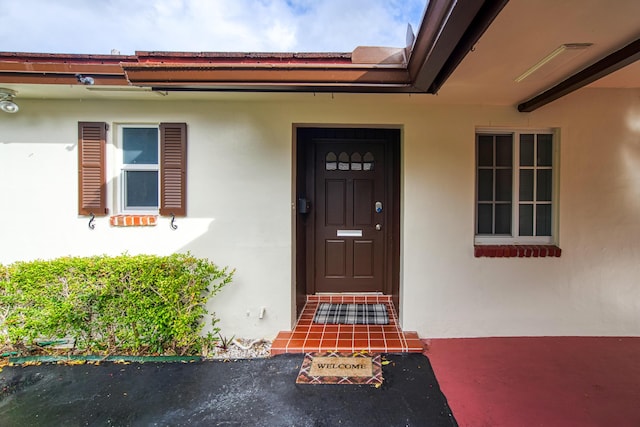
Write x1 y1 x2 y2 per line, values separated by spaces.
474 245 561 258
110 215 158 227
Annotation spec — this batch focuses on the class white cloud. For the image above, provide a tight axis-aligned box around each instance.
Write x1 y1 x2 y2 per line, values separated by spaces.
0 0 426 54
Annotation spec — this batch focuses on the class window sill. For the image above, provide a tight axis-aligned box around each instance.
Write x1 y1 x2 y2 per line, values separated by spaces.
474 245 561 258
110 215 158 227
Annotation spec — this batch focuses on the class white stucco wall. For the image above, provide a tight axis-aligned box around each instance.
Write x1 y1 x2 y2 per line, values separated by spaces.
402 89 640 337
1 88 639 338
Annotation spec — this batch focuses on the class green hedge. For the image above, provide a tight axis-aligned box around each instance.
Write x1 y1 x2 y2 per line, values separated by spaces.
0 253 233 356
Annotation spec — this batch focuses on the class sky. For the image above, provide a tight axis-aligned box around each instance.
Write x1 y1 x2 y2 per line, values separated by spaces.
0 0 427 55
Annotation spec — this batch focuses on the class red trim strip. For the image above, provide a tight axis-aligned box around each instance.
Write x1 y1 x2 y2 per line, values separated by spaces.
474 245 561 258
109 215 158 227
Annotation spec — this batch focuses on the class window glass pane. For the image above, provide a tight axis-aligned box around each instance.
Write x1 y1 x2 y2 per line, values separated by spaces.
519 169 534 201
495 203 512 234
536 204 552 236
495 169 512 201
125 171 158 208
477 135 493 167
123 128 158 165
477 204 493 234
519 204 533 236
536 169 552 201
495 135 512 167
478 170 493 201
537 134 553 166
520 134 534 166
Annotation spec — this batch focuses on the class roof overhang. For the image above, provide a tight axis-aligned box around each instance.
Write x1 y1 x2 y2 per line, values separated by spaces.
2 0 637 112
0 0 505 94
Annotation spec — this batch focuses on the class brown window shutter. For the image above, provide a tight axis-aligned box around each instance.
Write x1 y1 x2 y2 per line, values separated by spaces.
78 122 108 216
160 123 187 217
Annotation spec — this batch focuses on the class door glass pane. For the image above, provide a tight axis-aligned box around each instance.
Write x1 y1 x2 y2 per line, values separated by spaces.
325 152 337 170
350 152 362 170
478 170 493 201
536 204 552 236
495 203 512 234
478 135 493 167
519 204 533 236
495 135 512 167
123 128 158 164
520 134 534 166
537 169 552 201
537 134 553 166
495 169 512 201
477 204 493 234
363 152 375 171
519 170 534 201
338 152 350 170
125 171 159 208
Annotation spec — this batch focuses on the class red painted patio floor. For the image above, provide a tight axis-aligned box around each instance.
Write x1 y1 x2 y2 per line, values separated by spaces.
271 295 424 355
425 337 640 427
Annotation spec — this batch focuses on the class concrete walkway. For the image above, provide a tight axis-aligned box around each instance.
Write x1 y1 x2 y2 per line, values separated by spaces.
0 353 456 426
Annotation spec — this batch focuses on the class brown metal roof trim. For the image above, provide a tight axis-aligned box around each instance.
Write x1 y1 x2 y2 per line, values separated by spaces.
0 51 133 85
123 66 411 87
0 52 137 64
0 60 126 75
135 51 353 65
0 74 129 86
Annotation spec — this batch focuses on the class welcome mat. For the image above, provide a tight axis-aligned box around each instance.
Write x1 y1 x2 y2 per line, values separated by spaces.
313 303 389 325
296 351 383 385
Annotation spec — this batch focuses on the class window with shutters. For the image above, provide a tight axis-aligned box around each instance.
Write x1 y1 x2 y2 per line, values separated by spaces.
78 122 187 219
475 129 557 245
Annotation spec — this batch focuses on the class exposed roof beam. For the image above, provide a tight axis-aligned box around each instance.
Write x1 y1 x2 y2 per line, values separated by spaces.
518 37 640 112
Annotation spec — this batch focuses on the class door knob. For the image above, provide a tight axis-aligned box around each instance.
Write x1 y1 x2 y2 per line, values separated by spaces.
375 224 382 231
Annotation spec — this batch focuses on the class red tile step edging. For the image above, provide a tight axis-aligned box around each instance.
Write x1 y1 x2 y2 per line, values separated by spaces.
474 245 561 258
270 330 424 356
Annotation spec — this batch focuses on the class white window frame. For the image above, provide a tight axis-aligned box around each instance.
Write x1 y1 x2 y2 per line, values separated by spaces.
117 124 160 214
474 128 559 245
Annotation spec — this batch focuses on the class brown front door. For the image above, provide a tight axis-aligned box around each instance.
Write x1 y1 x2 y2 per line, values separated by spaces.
296 128 400 312
313 141 386 293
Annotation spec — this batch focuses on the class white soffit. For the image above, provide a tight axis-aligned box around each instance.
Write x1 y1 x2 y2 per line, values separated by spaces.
437 0 640 105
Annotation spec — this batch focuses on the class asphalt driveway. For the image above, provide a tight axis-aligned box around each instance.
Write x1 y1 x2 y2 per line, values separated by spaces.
0 353 456 426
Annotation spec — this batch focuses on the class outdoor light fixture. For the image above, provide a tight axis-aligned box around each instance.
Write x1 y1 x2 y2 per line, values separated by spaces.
0 88 19 113
515 43 593 83
75 74 95 85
